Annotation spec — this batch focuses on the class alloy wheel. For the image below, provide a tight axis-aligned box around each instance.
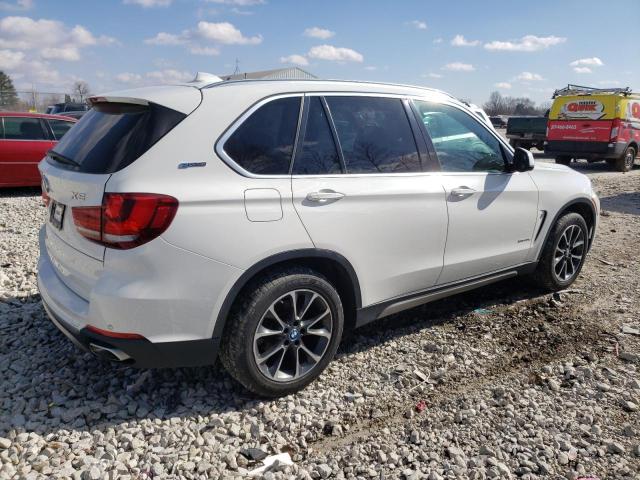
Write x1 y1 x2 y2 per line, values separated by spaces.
252 289 333 382
553 224 585 282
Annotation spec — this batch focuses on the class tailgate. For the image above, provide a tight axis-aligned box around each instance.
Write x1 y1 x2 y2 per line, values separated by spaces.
40 160 109 261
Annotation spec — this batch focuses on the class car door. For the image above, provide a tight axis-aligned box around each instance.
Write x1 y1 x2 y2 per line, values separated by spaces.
0 116 55 186
413 100 540 285
291 94 448 307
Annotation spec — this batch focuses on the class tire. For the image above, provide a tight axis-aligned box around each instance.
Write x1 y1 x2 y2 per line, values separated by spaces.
529 212 589 291
219 267 344 397
614 146 635 172
555 156 571 166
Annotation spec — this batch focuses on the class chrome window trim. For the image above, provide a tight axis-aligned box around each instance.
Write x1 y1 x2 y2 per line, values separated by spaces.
214 93 304 179
215 91 504 179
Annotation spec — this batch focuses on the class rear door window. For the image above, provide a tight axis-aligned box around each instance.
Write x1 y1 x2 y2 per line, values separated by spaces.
48 119 75 140
3 117 48 140
224 97 301 175
292 97 342 175
50 102 186 173
325 96 421 174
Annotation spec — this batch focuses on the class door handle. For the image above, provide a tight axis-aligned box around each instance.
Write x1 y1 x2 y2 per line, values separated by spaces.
451 186 476 197
306 190 345 203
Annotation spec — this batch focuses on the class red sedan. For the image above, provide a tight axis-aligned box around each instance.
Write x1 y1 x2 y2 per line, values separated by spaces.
0 112 77 187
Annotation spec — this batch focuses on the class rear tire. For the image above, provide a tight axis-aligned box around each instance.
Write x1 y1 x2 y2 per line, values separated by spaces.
555 156 571 166
614 146 635 172
219 267 344 397
529 212 588 291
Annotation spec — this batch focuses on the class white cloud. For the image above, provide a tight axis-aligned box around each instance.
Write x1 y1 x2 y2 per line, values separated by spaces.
515 71 543 81
0 49 24 69
0 0 32 11
206 0 265 4
422 72 442 78
573 67 592 74
433 37 443 44
442 62 474 72
144 32 186 45
494 82 512 89
569 57 604 67
145 21 262 57
364 66 377 71
196 21 262 44
484 34 566 52
408 20 427 30
0 16 116 90
0 16 116 58
123 0 172 7
308 44 363 63
451 34 479 47
303 27 335 39
115 72 143 84
280 54 309 66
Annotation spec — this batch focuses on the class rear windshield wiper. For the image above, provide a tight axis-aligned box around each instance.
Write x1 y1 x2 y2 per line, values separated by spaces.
47 150 81 169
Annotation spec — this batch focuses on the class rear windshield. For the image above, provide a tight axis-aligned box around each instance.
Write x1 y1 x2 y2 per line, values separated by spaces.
49 102 186 173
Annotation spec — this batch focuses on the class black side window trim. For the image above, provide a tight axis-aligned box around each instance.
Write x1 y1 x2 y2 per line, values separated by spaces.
298 95 427 175
411 99 512 173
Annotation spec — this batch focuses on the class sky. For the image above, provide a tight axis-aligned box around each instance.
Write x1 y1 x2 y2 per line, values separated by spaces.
1 0 639 106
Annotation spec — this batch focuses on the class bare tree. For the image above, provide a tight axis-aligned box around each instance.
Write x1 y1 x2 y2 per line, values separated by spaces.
483 91 505 116
72 81 90 102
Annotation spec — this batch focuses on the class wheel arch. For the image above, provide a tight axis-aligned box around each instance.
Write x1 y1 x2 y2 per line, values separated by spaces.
537 198 596 261
212 249 362 340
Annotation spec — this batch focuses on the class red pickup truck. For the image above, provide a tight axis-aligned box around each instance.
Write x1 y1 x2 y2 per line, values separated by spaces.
0 112 76 187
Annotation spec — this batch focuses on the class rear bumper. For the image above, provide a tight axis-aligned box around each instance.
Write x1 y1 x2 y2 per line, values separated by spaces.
545 141 627 159
37 227 220 368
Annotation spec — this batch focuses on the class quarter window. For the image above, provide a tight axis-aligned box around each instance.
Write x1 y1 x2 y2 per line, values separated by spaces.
224 97 301 175
48 119 75 140
325 96 421 174
292 97 342 175
2 117 47 140
414 101 505 173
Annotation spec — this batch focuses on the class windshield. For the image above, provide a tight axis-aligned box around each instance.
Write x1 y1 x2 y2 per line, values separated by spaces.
50 102 186 174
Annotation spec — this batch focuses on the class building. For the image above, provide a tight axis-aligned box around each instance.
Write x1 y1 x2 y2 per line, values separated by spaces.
218 67 317 81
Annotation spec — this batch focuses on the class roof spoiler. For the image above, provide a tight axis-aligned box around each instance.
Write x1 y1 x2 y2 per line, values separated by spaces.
552 84 633 98
88 96 149 106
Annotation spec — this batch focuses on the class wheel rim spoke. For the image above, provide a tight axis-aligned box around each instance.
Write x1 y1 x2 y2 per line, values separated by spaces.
253 288 333 383
553 224 584 282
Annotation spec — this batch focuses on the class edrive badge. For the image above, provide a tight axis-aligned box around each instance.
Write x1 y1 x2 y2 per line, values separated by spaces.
178 162 207 169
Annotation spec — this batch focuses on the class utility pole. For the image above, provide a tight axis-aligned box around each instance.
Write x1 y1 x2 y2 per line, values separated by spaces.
233 58 240 76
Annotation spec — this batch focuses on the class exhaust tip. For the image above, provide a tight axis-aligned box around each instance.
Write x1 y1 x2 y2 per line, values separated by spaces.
89 343 132 362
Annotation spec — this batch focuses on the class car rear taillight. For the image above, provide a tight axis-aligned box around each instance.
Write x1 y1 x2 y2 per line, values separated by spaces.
610 118 621 141
41 188 50 207
85 324 145 340
72 193 178 249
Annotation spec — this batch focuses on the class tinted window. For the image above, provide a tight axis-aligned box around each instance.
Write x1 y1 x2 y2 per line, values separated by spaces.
414 101 505 173
325 96 421 174
225 97 300 175
293 97 342 175
50 102 185 174
3 117 47 140
48 119 74 140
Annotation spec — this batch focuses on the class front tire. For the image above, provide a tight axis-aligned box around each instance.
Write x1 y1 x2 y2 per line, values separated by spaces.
555 156 571 166
614 146 635 172
529 212 588 291
220 267 344 397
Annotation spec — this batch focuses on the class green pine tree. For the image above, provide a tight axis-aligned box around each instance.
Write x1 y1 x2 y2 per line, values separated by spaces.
0 71 18 109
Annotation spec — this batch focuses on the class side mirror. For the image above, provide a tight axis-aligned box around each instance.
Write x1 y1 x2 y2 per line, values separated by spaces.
510 147 535 172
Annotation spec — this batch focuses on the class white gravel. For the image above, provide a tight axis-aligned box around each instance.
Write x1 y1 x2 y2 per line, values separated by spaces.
1 165 639 480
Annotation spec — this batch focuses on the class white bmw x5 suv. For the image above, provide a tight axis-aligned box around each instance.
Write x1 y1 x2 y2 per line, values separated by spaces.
37 77 599 396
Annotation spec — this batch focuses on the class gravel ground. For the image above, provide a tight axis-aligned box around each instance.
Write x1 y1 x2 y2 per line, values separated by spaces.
1 161 639 480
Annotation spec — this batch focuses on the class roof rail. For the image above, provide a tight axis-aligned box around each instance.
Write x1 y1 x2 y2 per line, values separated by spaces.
552 84 633 98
